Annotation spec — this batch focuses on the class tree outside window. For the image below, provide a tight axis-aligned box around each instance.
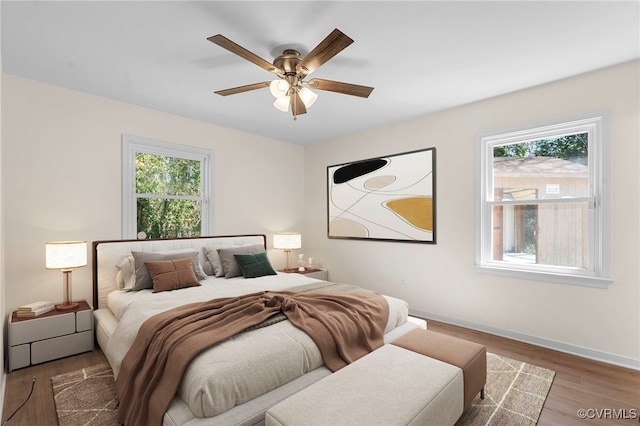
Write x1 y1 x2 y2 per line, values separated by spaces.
135 153 202 238
122 135 211 239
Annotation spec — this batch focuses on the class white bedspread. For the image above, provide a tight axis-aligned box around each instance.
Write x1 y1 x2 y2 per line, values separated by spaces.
104 273 408 418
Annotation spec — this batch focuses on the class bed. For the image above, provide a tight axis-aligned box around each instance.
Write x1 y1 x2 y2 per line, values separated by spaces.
92 234 425 426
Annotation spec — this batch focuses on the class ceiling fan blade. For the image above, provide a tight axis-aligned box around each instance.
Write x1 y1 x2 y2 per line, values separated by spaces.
307 78 374 98
296 29 353 78
208 34 283 76
214 81 270 96
291 91 307 116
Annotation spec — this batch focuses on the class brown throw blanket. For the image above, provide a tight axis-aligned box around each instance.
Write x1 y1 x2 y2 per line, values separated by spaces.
116 290 389 426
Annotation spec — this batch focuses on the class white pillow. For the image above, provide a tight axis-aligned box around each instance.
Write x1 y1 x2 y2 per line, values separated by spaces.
116 254 135 290
115 270 124 289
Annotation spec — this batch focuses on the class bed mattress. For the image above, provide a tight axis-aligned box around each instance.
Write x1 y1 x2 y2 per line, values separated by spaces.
96 272 417 425
95 309 424 426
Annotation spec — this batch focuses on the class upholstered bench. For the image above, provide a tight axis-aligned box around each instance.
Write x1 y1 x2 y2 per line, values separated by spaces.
265 344 464 426
392 328 486 410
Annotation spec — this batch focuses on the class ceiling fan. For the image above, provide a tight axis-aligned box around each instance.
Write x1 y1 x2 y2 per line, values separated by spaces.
207 29 374 119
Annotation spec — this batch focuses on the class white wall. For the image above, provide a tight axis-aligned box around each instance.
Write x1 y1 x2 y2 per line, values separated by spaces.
304 60 640 369
1 60 637 376
0 0 6 410
1 74 305 310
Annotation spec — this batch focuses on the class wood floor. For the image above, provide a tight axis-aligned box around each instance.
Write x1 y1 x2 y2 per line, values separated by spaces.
2 319 639 425
426 320 640 426
2 349 106 426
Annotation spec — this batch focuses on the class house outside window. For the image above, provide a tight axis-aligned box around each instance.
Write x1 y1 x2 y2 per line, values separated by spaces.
476 112 611 287
122 135 212 239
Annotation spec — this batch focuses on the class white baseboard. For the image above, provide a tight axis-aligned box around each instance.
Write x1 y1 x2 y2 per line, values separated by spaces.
411 308 640 371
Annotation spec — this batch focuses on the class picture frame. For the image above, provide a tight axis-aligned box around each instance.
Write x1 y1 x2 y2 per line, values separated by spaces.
327 147 436 244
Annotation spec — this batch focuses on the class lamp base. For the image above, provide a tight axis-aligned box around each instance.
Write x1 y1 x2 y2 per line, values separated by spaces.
55 302 79 311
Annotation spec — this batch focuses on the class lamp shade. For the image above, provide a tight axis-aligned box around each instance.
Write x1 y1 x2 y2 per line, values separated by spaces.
299 87 318 108
270 79 290 98
273 232 301 250
45 241 87 270
273 96 290 112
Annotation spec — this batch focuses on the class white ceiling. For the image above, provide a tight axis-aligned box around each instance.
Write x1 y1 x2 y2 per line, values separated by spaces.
2 1 638 145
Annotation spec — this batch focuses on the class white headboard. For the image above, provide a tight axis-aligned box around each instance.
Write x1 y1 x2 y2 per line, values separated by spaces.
92 234 266 309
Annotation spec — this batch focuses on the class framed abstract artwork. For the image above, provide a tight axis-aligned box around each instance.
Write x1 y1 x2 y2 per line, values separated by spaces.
327 147 436 244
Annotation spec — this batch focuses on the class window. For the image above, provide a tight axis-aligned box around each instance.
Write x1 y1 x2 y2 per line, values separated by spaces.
122 135 212 239
476 112 611 287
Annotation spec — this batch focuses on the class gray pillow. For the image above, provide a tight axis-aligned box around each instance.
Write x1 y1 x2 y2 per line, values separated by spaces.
131 250 206 291
202 257 214 276
203 246 225 277
217 245 265 278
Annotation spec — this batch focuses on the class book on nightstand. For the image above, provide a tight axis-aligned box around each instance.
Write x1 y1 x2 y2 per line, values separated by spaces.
16 301 55 318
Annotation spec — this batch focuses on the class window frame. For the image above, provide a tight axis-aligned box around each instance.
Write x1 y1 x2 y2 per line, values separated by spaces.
122 134 213 239
475 112 612 287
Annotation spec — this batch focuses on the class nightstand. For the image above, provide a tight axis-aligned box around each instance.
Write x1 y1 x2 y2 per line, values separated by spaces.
280 268 328 281
8 300 94 371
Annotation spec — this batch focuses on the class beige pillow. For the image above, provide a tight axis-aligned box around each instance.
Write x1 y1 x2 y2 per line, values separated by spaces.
145 258 201 293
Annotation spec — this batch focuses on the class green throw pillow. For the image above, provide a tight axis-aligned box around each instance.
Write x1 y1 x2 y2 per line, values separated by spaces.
234 252 277 278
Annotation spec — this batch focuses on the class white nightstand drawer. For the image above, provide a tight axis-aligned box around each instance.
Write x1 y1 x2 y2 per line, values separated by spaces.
76 308 93 332
31 330 93 365
9 313 75 346
302 270 328 280
9 300 94 371
9 344 30 371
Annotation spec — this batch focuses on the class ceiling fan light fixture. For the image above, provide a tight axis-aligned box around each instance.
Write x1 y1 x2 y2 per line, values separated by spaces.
269 80 290 98
273 96 290 112
299 87 318 108
209 29 374 120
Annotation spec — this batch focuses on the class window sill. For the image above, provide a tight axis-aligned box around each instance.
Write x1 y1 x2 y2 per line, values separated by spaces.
475 264 612 288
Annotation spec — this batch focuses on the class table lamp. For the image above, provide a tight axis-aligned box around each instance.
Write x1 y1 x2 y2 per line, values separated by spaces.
273 232 301 272
45 241 87 311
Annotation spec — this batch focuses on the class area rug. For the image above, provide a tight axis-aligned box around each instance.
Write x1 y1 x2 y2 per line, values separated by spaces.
456 352 556 426
52 353 554 426
51 363 118 426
